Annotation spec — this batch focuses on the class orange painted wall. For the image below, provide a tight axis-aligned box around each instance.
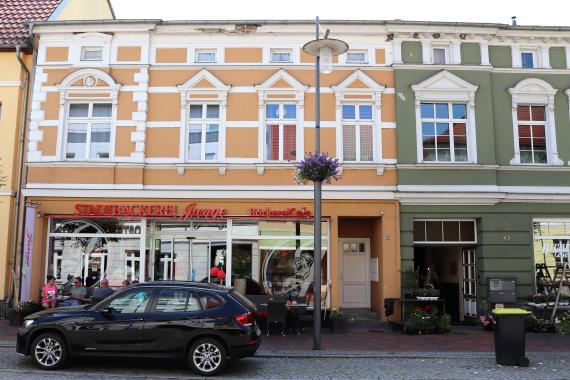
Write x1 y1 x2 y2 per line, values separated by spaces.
155 48 187 63
226 93 258 121
117 92 137 120
147 93 181 121
115 126 136 157
224 48 263 63
37 126 58 156
225 128 258 158
304 127 336 156
117 47 141 62
145 128 180 157
42 92 60 120
304 93 336 121
45 47 68 62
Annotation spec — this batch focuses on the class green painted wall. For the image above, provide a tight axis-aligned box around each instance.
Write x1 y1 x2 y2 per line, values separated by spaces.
402 41 422 64
549 47 567 69
489 46 511 68
400 203 570 311
461 43 481 65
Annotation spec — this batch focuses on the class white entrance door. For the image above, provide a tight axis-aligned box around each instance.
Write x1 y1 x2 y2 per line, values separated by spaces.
340 239 370 308
462 249 477 318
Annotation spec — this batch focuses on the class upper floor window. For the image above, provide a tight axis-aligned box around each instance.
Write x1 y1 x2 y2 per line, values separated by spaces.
521 51 535 68
80 47 103 62
195 49 217 63
432 47 448 65
517 105 546 164
420 102 468 162
65 102 112 160
346 50 367 64
188 104 220 161
265 103 297 161
341 104 373 162
271 49 292 63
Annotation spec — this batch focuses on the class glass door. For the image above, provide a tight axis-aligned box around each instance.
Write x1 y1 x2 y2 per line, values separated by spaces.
462 249 477 318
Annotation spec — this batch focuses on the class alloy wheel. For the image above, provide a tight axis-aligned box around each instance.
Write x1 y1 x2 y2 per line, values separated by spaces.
34 337 62 367
192 342 222 373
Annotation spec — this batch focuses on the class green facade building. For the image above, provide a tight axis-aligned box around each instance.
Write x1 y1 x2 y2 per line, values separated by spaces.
391 21 570 322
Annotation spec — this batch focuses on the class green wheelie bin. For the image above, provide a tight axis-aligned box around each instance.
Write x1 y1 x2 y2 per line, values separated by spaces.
492 308 530 367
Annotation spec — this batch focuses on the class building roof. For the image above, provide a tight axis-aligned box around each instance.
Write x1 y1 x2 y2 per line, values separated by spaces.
0 0 63 46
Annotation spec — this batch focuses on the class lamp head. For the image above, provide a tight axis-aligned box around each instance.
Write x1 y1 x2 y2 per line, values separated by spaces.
303 38 349 74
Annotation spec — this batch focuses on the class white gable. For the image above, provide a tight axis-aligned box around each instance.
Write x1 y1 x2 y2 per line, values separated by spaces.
255 69 307 92
177 69 230 91
332 70 385 92
412 70 478 103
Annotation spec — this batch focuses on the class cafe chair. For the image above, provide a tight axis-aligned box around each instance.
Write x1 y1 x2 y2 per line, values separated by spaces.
266 301 287 336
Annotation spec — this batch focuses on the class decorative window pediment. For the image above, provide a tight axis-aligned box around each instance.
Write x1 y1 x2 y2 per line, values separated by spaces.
412 70 478 104
332 70 385 93
255 69 308 98
508 78 557 106
177 69 230 103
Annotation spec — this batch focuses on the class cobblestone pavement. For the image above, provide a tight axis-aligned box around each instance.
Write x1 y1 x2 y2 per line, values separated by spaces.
2 347 570 379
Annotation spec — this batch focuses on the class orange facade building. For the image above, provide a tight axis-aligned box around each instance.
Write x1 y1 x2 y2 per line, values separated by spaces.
23 20 399 318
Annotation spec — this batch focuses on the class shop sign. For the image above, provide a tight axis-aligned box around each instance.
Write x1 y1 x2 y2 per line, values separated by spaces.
541 241 570 260
20 206 36 301
248 207 312 218
74 203 227 222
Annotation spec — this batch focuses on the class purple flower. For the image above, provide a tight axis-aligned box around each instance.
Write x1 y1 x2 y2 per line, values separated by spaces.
295 152 341 184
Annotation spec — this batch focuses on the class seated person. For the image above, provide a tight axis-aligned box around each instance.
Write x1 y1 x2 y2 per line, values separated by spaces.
92 278 115 304
122 279 131 287
61 277 87 306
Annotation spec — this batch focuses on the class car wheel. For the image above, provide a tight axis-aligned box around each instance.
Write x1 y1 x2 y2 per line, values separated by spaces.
30 332 68 370
188 338 227 376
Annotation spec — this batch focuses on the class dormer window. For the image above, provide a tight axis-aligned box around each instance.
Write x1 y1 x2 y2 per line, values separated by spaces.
271 49 292 62
521 51 536 68
346 50 367 64
81 47 103 61
195 49 217 63
433 47 447 65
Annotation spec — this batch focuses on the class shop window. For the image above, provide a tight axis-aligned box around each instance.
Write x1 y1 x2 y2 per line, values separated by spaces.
187 103 220 161
533 220 570 293
420 102 468 162
265 103 297 161
65 102 112 160
341 104 374 162
413 220 476 244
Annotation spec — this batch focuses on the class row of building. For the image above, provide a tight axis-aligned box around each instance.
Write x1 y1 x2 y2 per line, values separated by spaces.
1 1 569 322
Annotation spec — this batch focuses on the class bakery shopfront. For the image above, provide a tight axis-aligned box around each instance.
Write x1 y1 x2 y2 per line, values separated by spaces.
22 196 400 318
43 201 328 302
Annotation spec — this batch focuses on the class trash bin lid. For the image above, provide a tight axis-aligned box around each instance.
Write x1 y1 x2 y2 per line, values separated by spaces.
492 308 530 315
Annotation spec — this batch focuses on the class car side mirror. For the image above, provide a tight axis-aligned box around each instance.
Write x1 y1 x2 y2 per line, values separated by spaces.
100 307 116 319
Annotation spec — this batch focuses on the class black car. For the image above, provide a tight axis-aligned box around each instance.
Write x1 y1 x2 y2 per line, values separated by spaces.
17 281 262 376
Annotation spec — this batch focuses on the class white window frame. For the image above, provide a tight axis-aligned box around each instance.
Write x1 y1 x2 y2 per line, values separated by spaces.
340 103 375 162
413 219 477 245
194 49 217 63
264 103 298 162
80 46 104 62
186 103 222 162
508 78 562 165
411 71 478 164
270 49 293 63
421 40 461 65
346 49 368 64
63 101 114 161
419 102 469 163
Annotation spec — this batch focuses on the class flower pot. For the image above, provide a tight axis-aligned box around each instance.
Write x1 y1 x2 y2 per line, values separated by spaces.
9 313 23 326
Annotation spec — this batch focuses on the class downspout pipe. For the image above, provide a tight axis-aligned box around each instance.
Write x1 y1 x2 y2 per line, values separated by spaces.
8 40 33 306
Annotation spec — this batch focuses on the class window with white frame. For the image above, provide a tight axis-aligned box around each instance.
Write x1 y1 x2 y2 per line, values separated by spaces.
187 104 220 161
341 104 373 162
194 49 217 63
80 46 103 61
516 105 546 164
432 47 448 65
65 102 112 160
265 103 297 161
346 50 368 64
420 102 468 162
521 51 536 68
270 49 292 62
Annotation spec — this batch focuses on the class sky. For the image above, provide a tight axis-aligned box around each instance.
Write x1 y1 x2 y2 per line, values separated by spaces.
111 0 570 26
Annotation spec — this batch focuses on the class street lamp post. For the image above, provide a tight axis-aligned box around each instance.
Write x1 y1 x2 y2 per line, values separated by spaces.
302 17 348 350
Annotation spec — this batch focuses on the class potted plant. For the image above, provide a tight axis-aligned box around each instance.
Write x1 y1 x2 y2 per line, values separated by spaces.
404 307 435 335
294 152 341 185
554 312 570 335
328 310 349 332
414 268 440 300
8 300 43 326
435 313 452 334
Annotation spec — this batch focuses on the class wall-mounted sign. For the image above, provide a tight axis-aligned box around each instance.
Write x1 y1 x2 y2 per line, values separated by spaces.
73 203 312 222
248 207 312 218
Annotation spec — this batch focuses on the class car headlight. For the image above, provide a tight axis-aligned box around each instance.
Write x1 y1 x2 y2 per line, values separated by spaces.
23 320 35 328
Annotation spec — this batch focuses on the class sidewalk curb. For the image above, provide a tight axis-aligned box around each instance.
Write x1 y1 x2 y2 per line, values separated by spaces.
255 350 570 360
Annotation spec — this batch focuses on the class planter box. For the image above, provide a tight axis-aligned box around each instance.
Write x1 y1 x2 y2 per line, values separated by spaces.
329 319 347 333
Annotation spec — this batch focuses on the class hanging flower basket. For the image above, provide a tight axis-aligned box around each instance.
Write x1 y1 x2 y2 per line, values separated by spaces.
295 153 341 185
